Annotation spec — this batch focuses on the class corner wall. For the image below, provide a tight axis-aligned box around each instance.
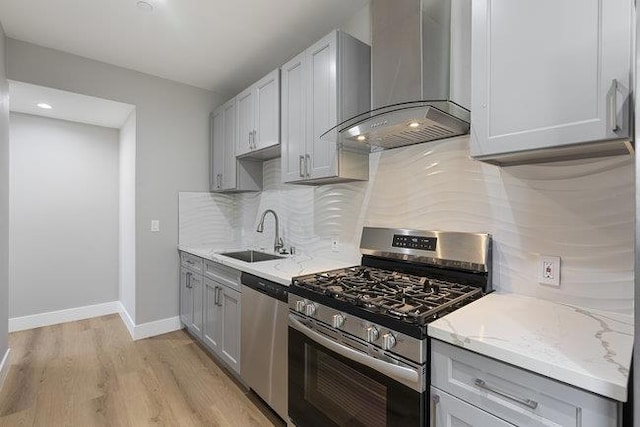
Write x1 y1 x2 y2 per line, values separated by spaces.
5 39 224 324
9 113 120 318
0 23 10 384
119 110 136 323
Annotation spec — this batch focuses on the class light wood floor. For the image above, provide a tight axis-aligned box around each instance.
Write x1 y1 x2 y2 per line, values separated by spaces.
0 314 284 426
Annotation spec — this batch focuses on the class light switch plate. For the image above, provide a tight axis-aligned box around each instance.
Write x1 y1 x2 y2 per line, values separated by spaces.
538 255 560 287
151 220 160 232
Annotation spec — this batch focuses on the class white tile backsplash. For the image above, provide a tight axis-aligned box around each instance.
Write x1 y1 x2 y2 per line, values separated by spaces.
179 135 634 313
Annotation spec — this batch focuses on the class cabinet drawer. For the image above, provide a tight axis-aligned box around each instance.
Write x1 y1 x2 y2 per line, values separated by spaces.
181 252 203 274
204 259 241 292
431 340 619 427
430 387 515 427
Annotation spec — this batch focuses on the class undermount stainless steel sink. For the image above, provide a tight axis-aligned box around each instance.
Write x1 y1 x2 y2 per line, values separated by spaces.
220 250 284 263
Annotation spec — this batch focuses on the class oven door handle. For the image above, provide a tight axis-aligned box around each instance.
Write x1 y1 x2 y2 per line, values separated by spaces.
289 314 421 391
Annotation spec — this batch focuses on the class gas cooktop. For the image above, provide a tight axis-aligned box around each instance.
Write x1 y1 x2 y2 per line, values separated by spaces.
292 266 483 325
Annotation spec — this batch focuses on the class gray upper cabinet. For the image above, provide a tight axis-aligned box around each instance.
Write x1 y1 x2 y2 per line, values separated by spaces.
210 98 262 192
281 30 371 184
236 69 281 160
470 0 634 166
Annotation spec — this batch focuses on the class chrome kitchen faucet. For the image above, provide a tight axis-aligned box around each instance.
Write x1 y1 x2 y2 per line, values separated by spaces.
256 209 284 254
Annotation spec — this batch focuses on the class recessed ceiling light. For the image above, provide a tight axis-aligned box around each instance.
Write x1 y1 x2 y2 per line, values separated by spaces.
136 1 154 12
357 135 366 141
408 122 420 128
37 103 52 109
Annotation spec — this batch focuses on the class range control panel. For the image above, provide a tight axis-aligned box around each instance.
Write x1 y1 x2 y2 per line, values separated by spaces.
392 234 437 251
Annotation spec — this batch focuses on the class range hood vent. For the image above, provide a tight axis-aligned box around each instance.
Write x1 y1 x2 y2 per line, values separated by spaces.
323 0 471 151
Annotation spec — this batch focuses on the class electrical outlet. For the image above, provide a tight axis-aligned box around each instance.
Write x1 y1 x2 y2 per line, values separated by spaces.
538 255 560 287
331 237 339 252
151 220 160 232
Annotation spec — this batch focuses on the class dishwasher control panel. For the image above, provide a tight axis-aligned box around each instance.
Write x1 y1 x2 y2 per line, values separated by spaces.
241 273 288 302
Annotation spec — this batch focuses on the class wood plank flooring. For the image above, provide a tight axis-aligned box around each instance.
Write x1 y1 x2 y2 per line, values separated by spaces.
0 314 284 426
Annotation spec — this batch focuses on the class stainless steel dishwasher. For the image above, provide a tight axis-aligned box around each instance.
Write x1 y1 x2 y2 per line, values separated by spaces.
240 273 288 421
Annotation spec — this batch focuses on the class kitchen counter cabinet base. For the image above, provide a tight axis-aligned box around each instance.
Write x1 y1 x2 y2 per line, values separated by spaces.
431 339 620 427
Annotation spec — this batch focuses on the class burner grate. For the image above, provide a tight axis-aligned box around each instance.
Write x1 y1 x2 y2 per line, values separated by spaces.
293 266 482 325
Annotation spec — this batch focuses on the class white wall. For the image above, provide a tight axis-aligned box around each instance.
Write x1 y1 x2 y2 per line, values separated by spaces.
0 24 9 369
181 137 635 315
119 110 136 322
6 39 224 324
341 2 371 45
9 113 119 317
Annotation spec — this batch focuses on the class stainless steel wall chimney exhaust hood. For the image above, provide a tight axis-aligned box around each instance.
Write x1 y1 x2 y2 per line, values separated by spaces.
323 0 471 151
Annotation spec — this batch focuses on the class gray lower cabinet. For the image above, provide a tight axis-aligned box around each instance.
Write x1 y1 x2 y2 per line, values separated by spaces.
431 387 515 427
431 340 620 427
179 252 242 376
179 265 203 338
203 277 241 374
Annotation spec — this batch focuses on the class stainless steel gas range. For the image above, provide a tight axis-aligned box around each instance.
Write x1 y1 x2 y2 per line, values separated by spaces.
287 227 492 427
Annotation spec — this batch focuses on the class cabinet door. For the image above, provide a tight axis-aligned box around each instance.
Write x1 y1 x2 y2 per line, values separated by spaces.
203 279 222 353
221 98 238 190
188 273 204 338
210 108 225 191
179 268 192 327
470 0 632 159
254 69 280 152
236 88 254 157
431 388 515 427
219 286 241 373
306 31 338 180
281 52 308 183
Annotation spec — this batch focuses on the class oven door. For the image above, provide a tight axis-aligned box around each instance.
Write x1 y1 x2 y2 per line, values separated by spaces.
288 314 425 427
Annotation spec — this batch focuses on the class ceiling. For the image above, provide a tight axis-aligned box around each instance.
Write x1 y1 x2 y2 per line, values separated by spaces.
10 81 136 128
0 0 369 96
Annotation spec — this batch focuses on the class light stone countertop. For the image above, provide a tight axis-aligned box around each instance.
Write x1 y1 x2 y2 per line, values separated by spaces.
178 245 357 286
428 292 634 402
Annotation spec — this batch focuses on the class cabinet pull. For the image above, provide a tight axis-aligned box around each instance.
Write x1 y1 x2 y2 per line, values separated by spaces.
431 393 439 427
305 154 311 177
253 130 257 149
610 79 619 132
249 131 253 149
474 378 538 410
186 272 192 289
299 155 305 178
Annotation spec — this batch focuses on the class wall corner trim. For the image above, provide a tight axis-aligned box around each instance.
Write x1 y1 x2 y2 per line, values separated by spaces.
8 301 121 332
118 303 181 341
0 349 11 393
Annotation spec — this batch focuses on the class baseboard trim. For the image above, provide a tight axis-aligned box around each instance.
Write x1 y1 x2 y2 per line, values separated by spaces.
9 301 121 332
118 304 136 339
133 316 182 341
0 349 11 392
117 303 181 341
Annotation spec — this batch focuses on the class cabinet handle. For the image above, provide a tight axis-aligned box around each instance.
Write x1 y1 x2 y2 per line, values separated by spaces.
610 79 619 132
299 155 305 178
474 378 538 410
305 154 311 177
253 130 257 149
217 174 222 189
214 286 222 306
249 131 253 149
431 393 439 427
186 272 192 289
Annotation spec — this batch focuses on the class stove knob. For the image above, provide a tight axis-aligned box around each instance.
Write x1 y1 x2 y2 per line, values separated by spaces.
304 303 317 317
295 300 306 313
382 333 397 350
332 314 345 328
365 326 379 343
